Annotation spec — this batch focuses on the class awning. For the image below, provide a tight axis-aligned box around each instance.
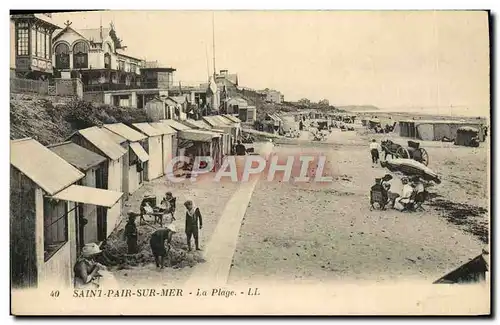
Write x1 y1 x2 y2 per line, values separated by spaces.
130 142 149 162
179 129 221 142
51 185 123 208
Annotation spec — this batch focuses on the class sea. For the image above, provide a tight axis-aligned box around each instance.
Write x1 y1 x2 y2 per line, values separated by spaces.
357 106 489 119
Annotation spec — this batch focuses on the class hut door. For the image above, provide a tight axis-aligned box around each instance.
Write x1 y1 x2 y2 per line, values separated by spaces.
76 204 85 253
95 167 105 189
97 210 106 242
95 166 108 242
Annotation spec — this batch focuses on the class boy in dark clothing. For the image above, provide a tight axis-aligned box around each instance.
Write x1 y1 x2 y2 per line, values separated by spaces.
370 178 389 209
184 200 203 251
124 212 139 254
235 141 246 156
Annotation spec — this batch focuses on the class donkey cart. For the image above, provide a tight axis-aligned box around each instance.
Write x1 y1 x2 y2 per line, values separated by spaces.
381 140 429 166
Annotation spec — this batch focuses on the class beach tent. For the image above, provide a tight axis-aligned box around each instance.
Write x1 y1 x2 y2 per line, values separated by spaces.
434 252 489 284
398 120 485 142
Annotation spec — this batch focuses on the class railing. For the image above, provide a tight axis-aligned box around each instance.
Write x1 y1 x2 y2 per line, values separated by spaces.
83 82 158 92
10 77 49 95
83 81 183 92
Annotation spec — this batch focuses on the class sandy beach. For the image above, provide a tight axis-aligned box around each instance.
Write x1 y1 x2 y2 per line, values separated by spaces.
228 124 488 285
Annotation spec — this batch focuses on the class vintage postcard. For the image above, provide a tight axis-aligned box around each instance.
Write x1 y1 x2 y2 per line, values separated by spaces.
9 10 490 315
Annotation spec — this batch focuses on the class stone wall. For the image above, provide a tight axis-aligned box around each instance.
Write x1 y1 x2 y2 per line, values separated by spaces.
54 78 83 99
82 91 105 104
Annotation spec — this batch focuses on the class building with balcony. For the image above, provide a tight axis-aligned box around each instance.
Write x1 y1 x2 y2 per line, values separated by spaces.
140 61 176 89
51 21 143 90
10 13 60 79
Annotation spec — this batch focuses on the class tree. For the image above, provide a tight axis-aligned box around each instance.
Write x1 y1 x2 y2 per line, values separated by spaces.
318 99 329 107
298 98 311 107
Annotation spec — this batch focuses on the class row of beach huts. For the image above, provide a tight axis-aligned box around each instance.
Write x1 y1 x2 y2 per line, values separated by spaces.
10 114 241 289
361 117 487 143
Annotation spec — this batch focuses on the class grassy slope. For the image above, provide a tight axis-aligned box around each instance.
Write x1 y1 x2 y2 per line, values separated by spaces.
10 93 151 146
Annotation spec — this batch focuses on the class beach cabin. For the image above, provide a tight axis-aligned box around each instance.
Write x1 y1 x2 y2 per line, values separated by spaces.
48 142 109 245
162 119 192 159
144 98 168 121
149 121 177 176
182 119 231 156
238 106 257 123
163 119 223 171
104 123 149 195
397 120 486 142
222 114 242 134
263 113 284 134
68 127 127 239
225 97 249 115
203 115 238 137
132 122 166 181
11 139 123 289
165 96 188 121
98 128 130 200
203 115 239 150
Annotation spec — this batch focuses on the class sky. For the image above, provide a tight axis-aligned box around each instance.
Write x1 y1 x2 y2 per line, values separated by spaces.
51 10 490 116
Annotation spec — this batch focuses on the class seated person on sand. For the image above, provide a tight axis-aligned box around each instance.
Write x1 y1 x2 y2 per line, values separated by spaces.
141 201 155 215
161 191 177 222
411 176 425 195
370 178 389 209
393 177 414 211
410 176 426 208
74 243 112 288
381 174 400 207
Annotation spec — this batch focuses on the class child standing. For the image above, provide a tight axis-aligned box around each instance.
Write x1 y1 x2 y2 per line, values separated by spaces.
369 139 381 167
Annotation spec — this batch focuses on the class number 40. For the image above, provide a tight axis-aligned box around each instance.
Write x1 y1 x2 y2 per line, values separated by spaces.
50 290 60 298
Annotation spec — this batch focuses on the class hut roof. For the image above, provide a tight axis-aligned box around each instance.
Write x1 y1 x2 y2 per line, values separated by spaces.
48 141 106 171
104 123 147 142
74 127 127 160
11 138 84 196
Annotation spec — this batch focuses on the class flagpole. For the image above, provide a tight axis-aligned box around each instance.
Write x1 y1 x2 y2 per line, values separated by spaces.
206 44 210 81
212 12 216 81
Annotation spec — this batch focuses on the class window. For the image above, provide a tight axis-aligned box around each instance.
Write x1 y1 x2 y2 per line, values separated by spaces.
31 26 37 56
73 41 89 69
104 43 112 69
16 22 29 56
104 53 111 69
37 28 45 58
54 43 70 69
43 198 68 261
130 63 137 74
45 33 50 59
118 60 125 71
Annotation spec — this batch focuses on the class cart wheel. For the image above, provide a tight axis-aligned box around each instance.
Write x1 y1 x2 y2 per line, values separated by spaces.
419 148 429 166
396 147 410 159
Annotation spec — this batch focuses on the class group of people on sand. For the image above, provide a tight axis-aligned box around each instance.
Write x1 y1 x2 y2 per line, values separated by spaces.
372 174 426 211
73 193 205 287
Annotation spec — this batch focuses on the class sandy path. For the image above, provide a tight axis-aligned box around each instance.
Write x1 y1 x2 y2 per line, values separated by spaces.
228 131 487 285
112 176 240 286
185 143 274 286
